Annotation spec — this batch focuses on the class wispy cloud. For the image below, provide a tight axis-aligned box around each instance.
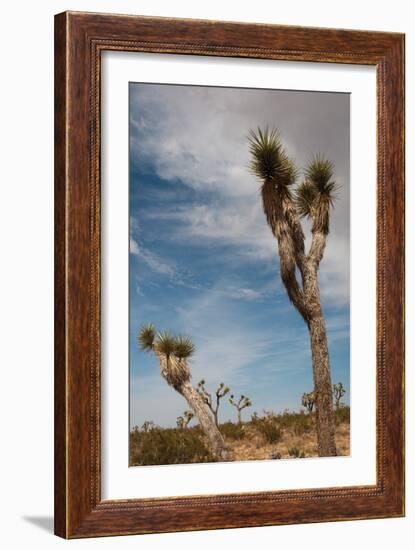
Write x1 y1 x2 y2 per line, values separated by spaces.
130 237 177 277
130 84 350 306
131 235 275 302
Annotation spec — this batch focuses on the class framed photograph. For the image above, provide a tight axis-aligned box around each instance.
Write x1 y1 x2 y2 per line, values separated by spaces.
54 11 405 538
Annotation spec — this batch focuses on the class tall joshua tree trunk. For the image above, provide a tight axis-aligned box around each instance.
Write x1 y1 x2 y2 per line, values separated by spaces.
249 129 338 457
138 326 229 460
304 255 336 456
308 315 336 455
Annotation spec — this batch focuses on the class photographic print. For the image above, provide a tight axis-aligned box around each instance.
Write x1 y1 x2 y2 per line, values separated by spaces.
129 82 350 466
55 13 404 537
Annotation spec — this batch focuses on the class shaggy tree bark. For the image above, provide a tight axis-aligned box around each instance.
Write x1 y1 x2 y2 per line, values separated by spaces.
304 229 336 455
262 181 337 457
262 181 309 320
181 381 230 460
249 131 338 457
308 315 336 455
157 353 229 460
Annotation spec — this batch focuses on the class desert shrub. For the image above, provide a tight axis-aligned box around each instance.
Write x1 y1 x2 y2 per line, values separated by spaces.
219 421 245 440
276 410 311 435
275 409 295 430
291 412 311 436
129 425 214 466
254 414 282 444
335 405 350 425
258 422 282 444
288 446 306 458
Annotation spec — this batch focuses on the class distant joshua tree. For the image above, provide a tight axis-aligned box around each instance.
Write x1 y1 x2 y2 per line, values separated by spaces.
333 382 346 410
141 420 155 433
176 410 194 429
229 394 252 424
248 128 338 457
138 324 228 459
197 380 230 426
302 391 315 414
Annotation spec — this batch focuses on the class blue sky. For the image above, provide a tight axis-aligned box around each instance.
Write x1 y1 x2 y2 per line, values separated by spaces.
129 83 350 428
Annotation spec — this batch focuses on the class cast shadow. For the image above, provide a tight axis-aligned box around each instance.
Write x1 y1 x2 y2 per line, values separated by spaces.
22 516 54 533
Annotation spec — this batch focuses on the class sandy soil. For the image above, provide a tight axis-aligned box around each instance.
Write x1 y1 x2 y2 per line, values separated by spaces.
224 422 350 461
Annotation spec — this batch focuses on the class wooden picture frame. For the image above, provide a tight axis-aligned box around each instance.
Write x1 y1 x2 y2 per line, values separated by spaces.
54 11 405 538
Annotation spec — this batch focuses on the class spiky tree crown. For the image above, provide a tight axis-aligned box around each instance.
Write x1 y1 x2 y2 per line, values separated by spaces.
174 335 195 359
333 382 346 399
295 155 338 234
154 331 177 358
138 324 156 352
229 394 252 409
140 327 196 360
248 127 297 187
138 325 195 388
217 382 230 396
302 391 315 412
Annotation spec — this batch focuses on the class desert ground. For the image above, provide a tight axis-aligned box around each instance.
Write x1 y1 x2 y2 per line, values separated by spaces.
130 407 350 466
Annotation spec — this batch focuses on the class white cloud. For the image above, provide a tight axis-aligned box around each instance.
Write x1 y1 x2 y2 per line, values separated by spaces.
129 236 139 255
130 237 178 277
130 84 350 306
131 230 277 302
174 291 310 386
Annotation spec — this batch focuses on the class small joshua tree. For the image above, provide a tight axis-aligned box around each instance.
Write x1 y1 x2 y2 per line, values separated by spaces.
302 391 315 414
138 324 228 459
229 394 252 424
141 420 155 433
333 382 346 410
176 410 194 429
197 380 230 426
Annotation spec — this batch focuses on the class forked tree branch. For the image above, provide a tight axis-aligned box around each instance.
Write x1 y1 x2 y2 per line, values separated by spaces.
308 229 327 267
282 194 307 274
262 181 310 322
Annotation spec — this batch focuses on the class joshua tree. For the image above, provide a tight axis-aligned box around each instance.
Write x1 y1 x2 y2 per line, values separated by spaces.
229 394 252 424
138 324 228 460
197 380 230 426
302 391 315 414
141 420 156 433
333 382 346 410
248 128 338 456
176 410 194 429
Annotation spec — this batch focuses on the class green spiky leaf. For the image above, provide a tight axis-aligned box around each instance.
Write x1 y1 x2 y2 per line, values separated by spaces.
305 155 339 233
138 324 156 352
248 127 297 186
174 335 195 359
305 154 338 199
295 179 317 218
154 331 177 358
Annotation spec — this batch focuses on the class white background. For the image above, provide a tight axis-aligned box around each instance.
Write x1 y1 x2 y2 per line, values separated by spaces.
102 53 376 499
0 0 413 548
